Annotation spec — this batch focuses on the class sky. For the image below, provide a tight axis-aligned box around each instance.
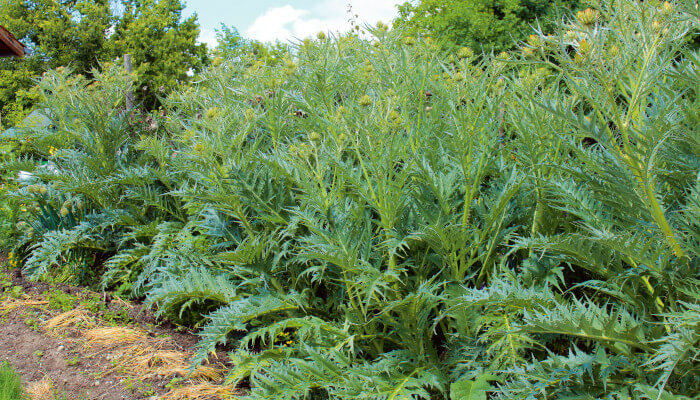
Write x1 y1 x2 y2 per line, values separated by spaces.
183 0 405 48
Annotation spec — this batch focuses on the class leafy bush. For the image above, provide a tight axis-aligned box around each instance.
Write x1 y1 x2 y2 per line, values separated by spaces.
1 0 698 398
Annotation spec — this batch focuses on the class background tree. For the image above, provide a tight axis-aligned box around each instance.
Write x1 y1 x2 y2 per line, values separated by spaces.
0 0 113 126
394 0 584 53
213 24 288 67
0 0 207 126
109 0 208 109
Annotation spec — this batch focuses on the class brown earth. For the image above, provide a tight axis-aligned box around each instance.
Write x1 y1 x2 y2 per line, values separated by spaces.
0 267 237 400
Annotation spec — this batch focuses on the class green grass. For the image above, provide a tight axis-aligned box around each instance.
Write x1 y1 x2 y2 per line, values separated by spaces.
0 362 25 400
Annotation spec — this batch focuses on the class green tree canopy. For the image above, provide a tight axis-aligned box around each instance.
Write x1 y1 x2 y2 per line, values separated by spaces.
0 0 207 126
109 0 208 108
213 24 288 67
394 0 583 53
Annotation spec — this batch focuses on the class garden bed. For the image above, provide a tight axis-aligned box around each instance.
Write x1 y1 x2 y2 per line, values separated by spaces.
0 263 236 400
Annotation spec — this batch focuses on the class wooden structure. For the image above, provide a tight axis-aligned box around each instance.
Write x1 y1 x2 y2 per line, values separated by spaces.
0 25 25 58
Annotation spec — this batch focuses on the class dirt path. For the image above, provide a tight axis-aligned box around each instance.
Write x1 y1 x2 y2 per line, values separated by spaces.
0 267 237 400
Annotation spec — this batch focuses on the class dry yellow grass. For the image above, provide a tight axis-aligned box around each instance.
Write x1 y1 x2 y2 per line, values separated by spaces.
42 308 95 335
82 326 224 381
162 381 237 400
0 298 48 312
82 326 146 347
26 377 54 400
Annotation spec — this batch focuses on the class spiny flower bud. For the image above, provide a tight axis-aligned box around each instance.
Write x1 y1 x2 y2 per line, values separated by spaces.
457 47 473 59
309 131 321 142
244 108 256 121
578 39 592 55
205 107 220 120
576 8 599 27
317 31 327 41
60 207 69 217
359 95 373 107
403 36 416 46
660 1 673 17
527 34 543 48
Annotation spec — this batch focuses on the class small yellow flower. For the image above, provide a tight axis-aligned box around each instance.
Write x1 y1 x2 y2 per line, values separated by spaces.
48 146 56 156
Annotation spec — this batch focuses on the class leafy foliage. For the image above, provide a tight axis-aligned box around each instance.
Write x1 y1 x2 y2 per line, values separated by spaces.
2 0 699 399
0 0 206 125
394 0 583 52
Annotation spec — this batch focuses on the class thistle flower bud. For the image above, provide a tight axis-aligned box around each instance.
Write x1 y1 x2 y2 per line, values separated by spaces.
38 186 48 195
457 47 473 59
60 207 69 217
244 108 256 121
576 8 599 27
205 107 220 120
317 31 327 41
578 39 592 55
359 95 373 107
309 131 321 142
660 1 673 17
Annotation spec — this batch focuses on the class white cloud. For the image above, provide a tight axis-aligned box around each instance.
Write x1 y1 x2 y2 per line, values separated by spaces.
198 28 219 49
245 0 403 43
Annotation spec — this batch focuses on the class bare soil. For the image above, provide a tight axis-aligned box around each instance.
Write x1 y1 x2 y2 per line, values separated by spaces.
0 266 233 400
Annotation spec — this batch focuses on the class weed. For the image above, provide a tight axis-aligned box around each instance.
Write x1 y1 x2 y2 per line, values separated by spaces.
0 362 25 400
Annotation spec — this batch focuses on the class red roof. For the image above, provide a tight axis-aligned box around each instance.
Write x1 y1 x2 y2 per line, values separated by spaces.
0 25 25 58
